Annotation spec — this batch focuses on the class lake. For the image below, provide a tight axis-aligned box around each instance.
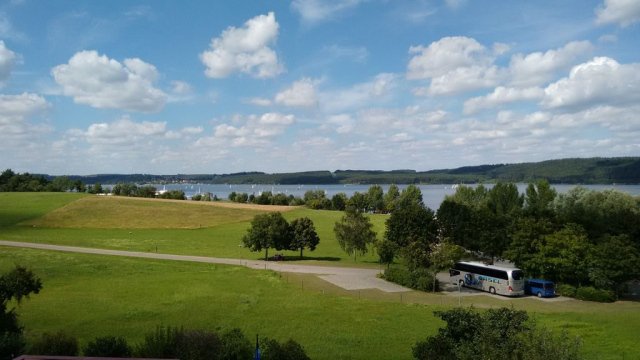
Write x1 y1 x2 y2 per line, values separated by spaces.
125 183 640 210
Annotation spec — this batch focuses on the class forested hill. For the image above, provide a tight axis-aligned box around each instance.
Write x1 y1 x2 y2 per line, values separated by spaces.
51 157 640 184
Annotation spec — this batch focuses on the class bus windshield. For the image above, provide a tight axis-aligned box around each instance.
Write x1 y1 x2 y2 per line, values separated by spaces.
511 270 524 280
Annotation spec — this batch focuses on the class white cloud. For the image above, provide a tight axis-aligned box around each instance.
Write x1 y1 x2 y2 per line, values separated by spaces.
320 73 397 112
292 0 365 23
293 136 335 147
0 93 52 148
356 107 449 135
407 37 491 80
0 40 16 86
51 50 167 113
247 97 272 106
463 86 545 114
541 57 640 110
258 112 295 126
83 117 168 145
199 12 283 79
214 113 295 147
492 42 511 55
421 65 504 96
275 78 318 108
171 80 191 95
508 41 593 87
181 126 204 135
596 0 640 27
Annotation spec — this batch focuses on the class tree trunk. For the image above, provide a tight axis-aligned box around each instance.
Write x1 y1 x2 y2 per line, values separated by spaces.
265 247 269 261
354 250 356 262
433 273 437 293
300 248 303 259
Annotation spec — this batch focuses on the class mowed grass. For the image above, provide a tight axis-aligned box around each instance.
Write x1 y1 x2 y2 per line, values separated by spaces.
20 196 272 229
0 192 87 227
0 193 385 265
1 247 638 360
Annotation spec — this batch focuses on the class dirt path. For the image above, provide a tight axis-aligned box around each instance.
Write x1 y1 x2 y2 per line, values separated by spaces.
0 241 408 293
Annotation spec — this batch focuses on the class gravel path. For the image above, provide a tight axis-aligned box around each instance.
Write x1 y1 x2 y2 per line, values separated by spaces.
0 241 409 293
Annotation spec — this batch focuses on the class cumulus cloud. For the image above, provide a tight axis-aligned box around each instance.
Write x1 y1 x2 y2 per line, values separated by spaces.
463 86 545 114
0 40 16 87
292 0 365 23
199 12 283 79
508 41 593 87
407 37 506 96
51 50 167 113
320 73 397 112
213 112 295 147
181 126 204 135
407 37 492 80
0 93 52 148
80 117 168 145
275 78 318 108
596 0 640 27
541 57 640 110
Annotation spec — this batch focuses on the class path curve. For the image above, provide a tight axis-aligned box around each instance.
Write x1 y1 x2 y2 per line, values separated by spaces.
0 241 408 293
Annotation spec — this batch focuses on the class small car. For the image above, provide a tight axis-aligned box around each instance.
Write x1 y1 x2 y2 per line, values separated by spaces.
525 279 556 298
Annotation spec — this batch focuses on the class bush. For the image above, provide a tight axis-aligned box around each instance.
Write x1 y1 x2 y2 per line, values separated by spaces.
219 328 252 360
1 331 26 360
556 284 577 298
385 268 439 292
29 331 78 356
84 336 131 357
175 329 221 360
575 286 615 303
415 276 439 293
261 338 310 360
385 267 411 287
133 326 180 358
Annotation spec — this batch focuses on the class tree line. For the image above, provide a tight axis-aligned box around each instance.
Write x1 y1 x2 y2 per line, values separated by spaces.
244 181 640 300
242 214 320 260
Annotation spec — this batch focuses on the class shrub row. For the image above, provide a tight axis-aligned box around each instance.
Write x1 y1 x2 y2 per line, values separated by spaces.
556 284 615 303
24 327 310 360
384 267 439 292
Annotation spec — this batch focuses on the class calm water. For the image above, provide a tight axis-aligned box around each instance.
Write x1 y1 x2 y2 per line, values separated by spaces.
122 183 640 210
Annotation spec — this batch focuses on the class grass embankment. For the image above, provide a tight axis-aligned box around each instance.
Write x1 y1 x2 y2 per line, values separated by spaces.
0 193 384 265
0 247 638 360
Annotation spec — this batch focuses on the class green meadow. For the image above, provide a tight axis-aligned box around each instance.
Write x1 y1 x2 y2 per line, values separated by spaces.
0 193 386 265
1 193 639 359
1 247 639 360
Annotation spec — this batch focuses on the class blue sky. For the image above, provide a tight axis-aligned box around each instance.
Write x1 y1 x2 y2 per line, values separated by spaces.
0 0 639 175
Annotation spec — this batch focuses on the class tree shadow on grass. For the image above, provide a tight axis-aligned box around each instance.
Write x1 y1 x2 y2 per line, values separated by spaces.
250 255 342 262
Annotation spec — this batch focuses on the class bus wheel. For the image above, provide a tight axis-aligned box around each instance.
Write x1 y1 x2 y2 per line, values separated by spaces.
489 287 496 294
537 292 542 298
459 280 464 287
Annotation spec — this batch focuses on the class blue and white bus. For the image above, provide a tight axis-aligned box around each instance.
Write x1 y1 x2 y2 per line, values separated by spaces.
450 261 525 297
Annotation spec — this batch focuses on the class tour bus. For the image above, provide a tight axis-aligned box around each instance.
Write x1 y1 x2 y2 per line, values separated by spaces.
449 261 525 297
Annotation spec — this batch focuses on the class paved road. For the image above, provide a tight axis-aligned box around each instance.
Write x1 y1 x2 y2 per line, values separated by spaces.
0 241 408 293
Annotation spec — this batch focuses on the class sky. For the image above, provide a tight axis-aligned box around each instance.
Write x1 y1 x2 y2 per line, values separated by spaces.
0 0 639 175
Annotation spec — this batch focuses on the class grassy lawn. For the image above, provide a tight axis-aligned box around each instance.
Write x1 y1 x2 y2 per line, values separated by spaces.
20 196 270 229
0 193 385 265
1 247 638 360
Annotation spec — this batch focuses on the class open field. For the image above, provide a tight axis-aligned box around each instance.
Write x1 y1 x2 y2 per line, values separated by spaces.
0 193 385 265
1 246 638 360
19 196 282 229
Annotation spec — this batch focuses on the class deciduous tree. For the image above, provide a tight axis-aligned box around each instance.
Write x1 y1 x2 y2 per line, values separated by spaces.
242 213 291 261
334 205 377 262
289 217 320 259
